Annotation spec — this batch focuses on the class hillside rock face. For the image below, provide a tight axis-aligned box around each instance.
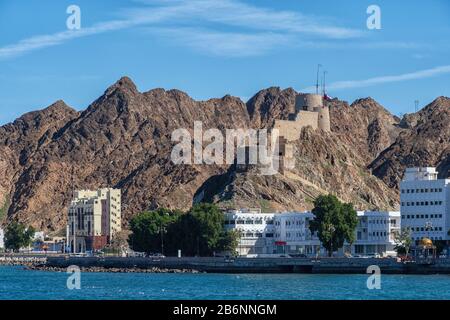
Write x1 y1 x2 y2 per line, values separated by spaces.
369 96 450 187
0 77 448 232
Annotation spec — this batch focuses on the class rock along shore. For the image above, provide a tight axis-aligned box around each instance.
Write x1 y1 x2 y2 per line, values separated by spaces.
26 264 203 273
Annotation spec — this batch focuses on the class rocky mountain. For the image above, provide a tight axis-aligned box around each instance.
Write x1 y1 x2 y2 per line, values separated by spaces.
369 96 450 187
0 77 448 232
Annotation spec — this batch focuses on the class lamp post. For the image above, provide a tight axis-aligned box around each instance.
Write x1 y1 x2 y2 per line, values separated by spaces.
425 221 433 240
425 221 433 258
160 222 166 256
326 224 335 257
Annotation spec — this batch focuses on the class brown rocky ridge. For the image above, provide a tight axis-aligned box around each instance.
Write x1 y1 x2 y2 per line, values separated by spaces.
0 77 448 232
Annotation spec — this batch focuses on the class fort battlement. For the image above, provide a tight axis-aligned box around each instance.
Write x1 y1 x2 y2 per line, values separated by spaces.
274 93 331 174
274 93 331 142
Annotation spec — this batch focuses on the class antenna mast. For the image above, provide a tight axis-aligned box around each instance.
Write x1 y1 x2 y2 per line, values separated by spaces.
322 71 328 96
316 64 322 94
414 100 419 113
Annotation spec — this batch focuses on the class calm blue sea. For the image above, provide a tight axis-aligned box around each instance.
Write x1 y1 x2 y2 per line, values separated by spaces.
1 266 450 300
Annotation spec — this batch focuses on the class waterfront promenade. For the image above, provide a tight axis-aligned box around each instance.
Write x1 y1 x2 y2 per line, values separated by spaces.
3 253 450 274
41 255 450 274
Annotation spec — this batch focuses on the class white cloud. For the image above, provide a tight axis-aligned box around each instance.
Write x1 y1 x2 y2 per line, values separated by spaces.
301 65 450 92
147 27 292 57
0 20 134 59
0 0 362 59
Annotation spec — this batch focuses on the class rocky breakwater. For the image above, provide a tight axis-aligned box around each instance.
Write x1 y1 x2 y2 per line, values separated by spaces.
26 264 203 273
0 255 47 267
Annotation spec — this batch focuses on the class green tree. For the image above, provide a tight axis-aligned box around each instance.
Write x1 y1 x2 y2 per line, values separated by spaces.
393 228 413 256
4 222 35 252
218 229 240 256
128 208 181 254
309 194 358 257
128 204 239 257
169 203 235 256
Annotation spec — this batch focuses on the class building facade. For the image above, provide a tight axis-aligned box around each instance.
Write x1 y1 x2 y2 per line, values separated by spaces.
68 188 121 253
400 167 450 244
224 209 275 255
224 209 400 257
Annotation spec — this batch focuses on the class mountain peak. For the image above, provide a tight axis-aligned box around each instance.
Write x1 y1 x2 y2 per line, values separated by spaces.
45 99 73 112
104 76 138 96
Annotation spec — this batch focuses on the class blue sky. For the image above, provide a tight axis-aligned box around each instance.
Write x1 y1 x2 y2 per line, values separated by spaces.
0 0 449 124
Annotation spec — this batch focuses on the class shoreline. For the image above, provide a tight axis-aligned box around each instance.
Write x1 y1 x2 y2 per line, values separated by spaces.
3 256 450 275
25 264 203 273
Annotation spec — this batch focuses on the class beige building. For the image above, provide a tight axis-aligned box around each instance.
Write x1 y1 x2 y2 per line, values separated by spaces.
67 188 121 253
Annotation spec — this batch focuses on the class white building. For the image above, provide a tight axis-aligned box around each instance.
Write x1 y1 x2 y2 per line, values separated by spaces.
353 211 400 256
68 188 121 253
224 209 400 257
0 228 4 249
224 209 275 255
400 167 450 244
272 212 317 255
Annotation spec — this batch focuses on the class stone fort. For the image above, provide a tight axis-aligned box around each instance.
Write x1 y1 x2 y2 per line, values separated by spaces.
235 93 332 175
274 93 331 141
274 93 331 173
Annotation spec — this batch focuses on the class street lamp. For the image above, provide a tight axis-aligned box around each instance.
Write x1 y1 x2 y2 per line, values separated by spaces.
160 222 166 256
425 221 433 240
326 224 335 257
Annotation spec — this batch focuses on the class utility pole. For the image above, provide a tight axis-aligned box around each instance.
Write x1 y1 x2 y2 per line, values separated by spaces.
160 222 165 255
322 71 328 96
316 64 322 94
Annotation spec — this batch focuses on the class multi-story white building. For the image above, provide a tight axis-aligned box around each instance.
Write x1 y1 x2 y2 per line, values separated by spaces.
400 167 450 244
224 209 275 255
224 209 400 257
352 211 400 256
68 188 121 253
272 212 317 255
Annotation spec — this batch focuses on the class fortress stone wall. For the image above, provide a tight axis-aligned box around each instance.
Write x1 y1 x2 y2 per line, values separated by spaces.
274 93 330 142
273 93 331 174
274 111 319 141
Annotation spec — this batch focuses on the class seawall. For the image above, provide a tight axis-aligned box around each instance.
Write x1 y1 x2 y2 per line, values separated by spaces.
43 256 450 274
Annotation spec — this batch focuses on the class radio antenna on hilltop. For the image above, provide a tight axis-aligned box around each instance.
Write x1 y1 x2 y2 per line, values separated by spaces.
414 100 419 113
322 71 328 96
316 64 322 94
